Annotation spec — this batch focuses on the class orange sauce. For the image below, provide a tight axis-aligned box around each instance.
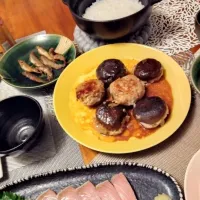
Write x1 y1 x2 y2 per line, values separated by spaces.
70 59 173 142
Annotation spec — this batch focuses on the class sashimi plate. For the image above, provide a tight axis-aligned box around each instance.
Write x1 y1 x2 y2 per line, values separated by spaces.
0 163 183 200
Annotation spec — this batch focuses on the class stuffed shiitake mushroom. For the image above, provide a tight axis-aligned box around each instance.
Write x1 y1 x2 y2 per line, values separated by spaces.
94 101 130 136
96 59 127 86
134 58 163 83
134 96 169 129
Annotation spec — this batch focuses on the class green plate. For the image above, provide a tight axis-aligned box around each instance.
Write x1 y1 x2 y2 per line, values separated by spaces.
0 34 76 89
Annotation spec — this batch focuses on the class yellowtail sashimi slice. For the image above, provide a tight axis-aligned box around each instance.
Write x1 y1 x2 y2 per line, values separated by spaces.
96 180 122 200
57 186 79 200
111 173 137 200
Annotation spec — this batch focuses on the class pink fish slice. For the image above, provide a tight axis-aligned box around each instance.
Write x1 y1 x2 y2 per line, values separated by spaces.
96 180 122 200
57 186 80 200
111 173 137 200
36 189 57 200
77 181 101 200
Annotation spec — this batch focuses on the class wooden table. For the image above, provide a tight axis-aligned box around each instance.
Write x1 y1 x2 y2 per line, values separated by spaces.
0 0 75 40
0 0 97 164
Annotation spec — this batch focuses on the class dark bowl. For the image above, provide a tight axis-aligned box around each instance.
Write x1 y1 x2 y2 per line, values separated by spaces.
0 96 44 157
63 0 161 40
190 55 200 94
195 10 200 26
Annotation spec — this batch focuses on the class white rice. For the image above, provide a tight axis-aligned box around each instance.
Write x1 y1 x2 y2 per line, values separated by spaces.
82 0 144 21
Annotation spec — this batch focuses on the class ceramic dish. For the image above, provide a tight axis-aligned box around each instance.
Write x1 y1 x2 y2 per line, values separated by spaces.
53 43 191 153
0 163 183 200
0 34 76 89
191 54 200 94
184 149 200 200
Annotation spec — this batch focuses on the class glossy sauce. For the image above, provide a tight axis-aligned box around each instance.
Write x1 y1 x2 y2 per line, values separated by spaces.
69 59 173 142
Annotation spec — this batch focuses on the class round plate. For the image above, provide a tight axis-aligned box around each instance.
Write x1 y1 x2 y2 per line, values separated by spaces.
53 43 191 153
0 34 76 89
184 149 200 200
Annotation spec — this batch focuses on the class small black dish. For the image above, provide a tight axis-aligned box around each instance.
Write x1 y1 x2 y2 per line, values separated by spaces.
63 0 162 40
0 96 44 157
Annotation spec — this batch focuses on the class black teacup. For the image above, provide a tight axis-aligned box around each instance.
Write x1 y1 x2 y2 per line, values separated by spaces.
0 96 44 157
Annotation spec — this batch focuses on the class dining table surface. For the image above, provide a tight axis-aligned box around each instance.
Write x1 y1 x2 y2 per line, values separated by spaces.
1 0 200 195
0 0 75 42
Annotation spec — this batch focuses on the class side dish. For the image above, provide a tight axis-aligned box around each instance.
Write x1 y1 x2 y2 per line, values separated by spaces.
19 46 68 84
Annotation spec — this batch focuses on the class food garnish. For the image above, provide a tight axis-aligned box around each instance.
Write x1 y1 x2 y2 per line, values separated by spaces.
0 192 24 200
154 194 172 200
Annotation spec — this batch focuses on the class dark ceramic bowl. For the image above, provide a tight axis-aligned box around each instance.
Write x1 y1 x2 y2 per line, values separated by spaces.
195 10 200 26
0 96 44 157
63 0 161 40
191 55 200 94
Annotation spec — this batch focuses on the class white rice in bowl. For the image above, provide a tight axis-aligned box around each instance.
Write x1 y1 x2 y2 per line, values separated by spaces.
82 0 144 21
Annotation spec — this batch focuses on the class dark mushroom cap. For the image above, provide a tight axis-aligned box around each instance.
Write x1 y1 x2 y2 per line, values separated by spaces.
96 59 127 86
134 96 167 124
96 102 127 130
134 58 163 81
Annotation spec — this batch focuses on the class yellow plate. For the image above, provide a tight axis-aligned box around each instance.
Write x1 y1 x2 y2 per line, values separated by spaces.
53 44 191 153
